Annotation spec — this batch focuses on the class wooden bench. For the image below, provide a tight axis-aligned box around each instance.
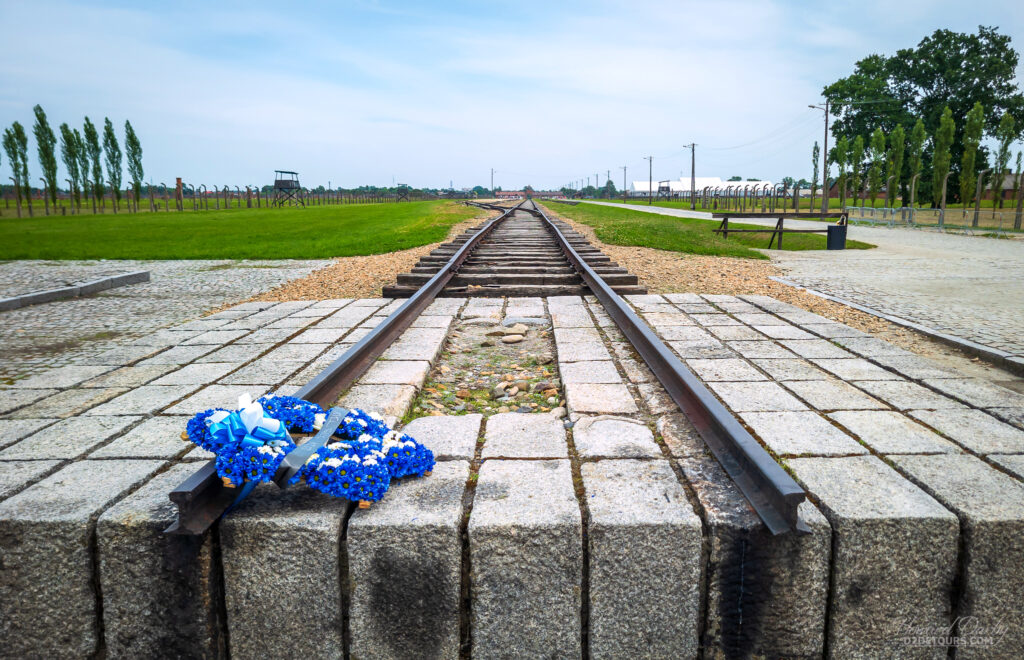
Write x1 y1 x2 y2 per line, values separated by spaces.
712 212 848 249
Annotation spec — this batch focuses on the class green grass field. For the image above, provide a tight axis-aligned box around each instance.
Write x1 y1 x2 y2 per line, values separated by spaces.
543 202 873 259
0 201 479 260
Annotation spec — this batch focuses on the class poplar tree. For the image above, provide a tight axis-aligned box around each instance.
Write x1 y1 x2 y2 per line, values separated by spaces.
992 112 1016 208
74 128 90 209
102 118 122 207
810 141 820 210
849 135 866 206
59 123 81 208
83 117 104 207
831 136 849 207
932 107 955 206
124 120 143 205
1012 152 1023 205
886 124 905 207
3 122 31 214
867 128 885 207
32 105 58 211
907 119 926 205
959 101 984 208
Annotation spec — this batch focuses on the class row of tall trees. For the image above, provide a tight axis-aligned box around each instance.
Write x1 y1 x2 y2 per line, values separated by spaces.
1 105 143 216
824 104 1020 209
823 26 1023 206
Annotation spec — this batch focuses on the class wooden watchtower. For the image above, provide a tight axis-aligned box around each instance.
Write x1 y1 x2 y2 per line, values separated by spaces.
273 170 303 207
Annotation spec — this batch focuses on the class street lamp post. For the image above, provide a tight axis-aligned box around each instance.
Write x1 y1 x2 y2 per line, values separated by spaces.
809 100 830 214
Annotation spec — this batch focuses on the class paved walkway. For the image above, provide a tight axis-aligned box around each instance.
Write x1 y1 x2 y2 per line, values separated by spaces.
0 260 331 382
578 200 1024 364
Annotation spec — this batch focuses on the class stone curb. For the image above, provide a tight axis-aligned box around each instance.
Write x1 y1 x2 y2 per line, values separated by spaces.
0 270 150 311
768 276 1024 376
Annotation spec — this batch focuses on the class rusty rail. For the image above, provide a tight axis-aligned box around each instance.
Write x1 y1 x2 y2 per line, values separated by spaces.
165 202 524 535
526 200 808 535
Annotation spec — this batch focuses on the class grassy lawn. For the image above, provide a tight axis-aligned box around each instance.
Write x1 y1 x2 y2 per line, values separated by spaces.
543 202 873 259
0 201 479 260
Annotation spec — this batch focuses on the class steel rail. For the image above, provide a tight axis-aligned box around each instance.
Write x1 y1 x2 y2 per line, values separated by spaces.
525 200 809 535
165 201 525 535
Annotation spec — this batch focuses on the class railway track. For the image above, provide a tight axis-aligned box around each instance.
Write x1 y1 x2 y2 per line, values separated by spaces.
383 201 645 297
168 199 807 536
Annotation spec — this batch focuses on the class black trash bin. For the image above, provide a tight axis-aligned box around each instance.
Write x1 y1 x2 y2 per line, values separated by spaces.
826 224 847 250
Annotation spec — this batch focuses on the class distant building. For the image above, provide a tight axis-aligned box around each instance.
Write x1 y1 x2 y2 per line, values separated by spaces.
630 176 774 198
494 190 566 199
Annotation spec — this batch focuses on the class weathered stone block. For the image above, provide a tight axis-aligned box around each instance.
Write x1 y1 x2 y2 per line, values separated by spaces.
565 382 639 415
677 455 831 658
361 360 431 387
348 461 469 660
86 384 199 416
891 454 1024 658
583 459 702 659
9 365 114 389
482 411 566 458
786 455 959 659
707 381 807 412
0 459 60 500
96 464 224 658
740 411 866 456
469 459 581 657
400 414 481 460
909 409 1024 454
0 415 142 459
0 459 165 657
220 485 350 659
828 410 962 454
88 415 192 459
573 415 661 458
783 378 887 411
340 384 417 419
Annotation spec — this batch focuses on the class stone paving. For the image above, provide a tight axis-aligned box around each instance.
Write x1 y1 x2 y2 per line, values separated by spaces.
2 293 1024 657
0 259 331 382
579 199 1024 364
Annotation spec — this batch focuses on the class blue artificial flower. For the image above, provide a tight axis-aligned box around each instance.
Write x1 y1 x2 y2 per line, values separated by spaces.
258 395 326 433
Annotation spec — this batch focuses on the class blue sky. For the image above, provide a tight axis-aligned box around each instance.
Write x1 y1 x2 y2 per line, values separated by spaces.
1 0 1021 191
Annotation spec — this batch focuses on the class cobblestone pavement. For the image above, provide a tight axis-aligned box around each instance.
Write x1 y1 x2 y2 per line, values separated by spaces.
578 200 1024 361
770 228 1024 359
2 294 1024 657
0 261 142 297
0 260 331 382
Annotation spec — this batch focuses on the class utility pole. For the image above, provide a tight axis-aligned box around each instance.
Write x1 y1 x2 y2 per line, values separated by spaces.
684 143 697 209
490 168 495 194
620 166 627 199
644 156 653 205
809 99 830 214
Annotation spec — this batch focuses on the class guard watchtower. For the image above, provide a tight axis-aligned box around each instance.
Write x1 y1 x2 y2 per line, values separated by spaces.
273 170 303 207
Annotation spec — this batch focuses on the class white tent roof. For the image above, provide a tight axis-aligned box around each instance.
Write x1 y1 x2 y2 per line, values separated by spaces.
631 177 774 193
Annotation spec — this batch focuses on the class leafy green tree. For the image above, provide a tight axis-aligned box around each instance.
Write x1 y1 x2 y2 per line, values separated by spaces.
727 175 742 181
102 118 122 207
83 117 103 207
3 122 31 213
849 135 865 205
959 101 985 207
810 141 820 209
124 120 143 205
825 27 1024 201
907 119 926 205
886 124 905 207
603 179 618 198
867 128 885 207
992 112 1016 207
830 136 849 206
59 123 81 208
932 107 955 206
32 105 58 210
73 128 90 207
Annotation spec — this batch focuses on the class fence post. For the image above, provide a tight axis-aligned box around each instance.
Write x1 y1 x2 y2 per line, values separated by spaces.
1014 175 1023 231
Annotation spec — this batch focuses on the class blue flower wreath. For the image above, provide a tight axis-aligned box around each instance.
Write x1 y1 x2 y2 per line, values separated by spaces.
183 395 434 502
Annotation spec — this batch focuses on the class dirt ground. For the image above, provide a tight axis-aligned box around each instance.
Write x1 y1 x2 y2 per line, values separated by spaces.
248 201 1022 390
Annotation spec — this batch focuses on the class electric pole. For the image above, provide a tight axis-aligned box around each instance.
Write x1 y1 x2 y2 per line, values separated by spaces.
644 156 653 205
620 166 627 199
490 168 495 194
684 143 697 210
809 99 830 214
